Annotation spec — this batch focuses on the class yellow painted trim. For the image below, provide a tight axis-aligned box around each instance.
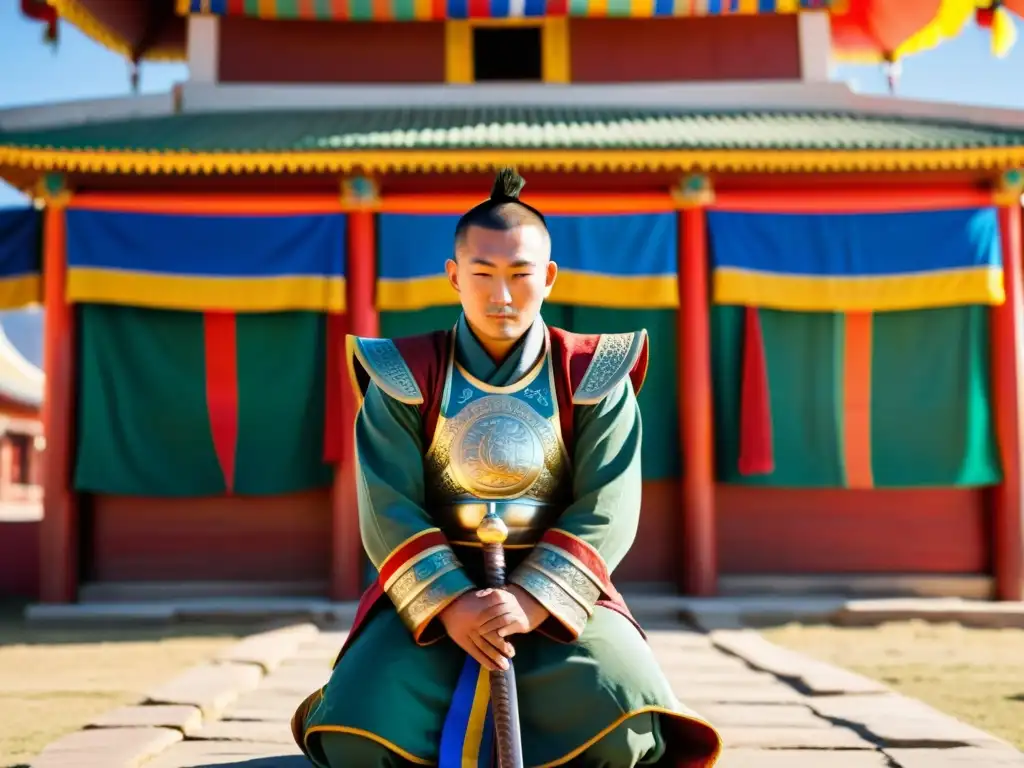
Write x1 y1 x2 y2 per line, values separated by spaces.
376 271 680 311
48 0 185 61
6 146 1024 178
543 17 571 83
445 21 473 84
0 275 43 310
713 265 1006 312
66 269 347 313
445 17 570 83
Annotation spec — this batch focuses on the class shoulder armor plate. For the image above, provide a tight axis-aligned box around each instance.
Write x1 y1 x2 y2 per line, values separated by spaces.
347 336 423 405
572 331 647 406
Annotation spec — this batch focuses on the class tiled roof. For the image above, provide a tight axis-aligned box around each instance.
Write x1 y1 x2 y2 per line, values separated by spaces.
3 107 1024 152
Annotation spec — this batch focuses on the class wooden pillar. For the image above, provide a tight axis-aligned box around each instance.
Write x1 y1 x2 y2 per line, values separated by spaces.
675 175 717 596
38 176 78 603
331 178 380 601
992 170 1024 602
0 435 11 501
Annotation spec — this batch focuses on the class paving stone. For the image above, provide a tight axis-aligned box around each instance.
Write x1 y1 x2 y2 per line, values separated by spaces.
885 747 1024 767
836 598 1024 629
257 664 331 695
695 703 833 728
718 725 874 749
188 720 296 744
656 653 754 674
717 748 892 767
281 646 335 664
689 610 746 631
296 631 348 653
215 622 320 673
146 663 264 719
645 630 713 649
681 670 778 686
279 654 333 669
86 704 203 734
674 682 807 705
808 693 1015 749
31 726 182 767
222 689 308 722
710 629 889 695
142 740 304 768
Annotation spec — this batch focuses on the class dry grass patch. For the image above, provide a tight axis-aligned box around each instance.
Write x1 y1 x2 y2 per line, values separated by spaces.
0 601 256 768
760 620 1024 750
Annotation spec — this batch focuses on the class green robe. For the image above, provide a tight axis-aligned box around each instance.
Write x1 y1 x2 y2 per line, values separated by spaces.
299 316 722 767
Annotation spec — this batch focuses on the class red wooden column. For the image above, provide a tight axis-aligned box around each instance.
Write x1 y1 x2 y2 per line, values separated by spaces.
38 176 78 603
330 178 380 601
991 172 1024 602
676 175 717 596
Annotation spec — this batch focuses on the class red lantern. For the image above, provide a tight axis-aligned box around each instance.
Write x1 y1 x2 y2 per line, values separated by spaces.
830 0 945 62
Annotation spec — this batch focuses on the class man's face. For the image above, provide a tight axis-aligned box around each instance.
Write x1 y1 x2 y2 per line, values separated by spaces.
445 223 557 346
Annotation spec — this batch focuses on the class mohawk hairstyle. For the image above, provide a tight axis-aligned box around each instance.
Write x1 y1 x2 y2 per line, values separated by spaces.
454 167 549 244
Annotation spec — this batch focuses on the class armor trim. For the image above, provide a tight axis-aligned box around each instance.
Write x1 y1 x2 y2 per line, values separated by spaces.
572 330 649 405
346 335 424 406
540 529 613 588
508 564 590 639
376 528 475 643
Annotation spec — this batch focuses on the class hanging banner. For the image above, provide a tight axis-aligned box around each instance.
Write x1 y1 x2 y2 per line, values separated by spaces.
0 206 42 309
377 212 678 311
708 207 1004 312
65 210 347 312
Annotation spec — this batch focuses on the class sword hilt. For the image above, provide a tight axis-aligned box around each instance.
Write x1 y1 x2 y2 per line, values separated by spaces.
476 505 524 768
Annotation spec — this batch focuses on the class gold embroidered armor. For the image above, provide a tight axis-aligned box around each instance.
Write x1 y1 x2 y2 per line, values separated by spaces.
347 328 649 553
425 347 572 548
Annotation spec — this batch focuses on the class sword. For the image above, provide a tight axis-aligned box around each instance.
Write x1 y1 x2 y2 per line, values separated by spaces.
477 503 525 768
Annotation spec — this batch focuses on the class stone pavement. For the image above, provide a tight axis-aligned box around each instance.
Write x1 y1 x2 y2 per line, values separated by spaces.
29 619 1024 767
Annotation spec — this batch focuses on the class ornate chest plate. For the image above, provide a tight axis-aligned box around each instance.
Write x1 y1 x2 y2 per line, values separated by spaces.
424 349 572 547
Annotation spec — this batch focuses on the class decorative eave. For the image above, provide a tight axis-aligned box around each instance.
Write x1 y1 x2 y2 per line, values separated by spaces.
4 146 1024 178
44 0 184 61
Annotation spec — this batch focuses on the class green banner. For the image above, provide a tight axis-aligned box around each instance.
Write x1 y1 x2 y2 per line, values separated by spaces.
74 305 333 497
712 306 844 487
711 304 1001 488
871 306 1001 487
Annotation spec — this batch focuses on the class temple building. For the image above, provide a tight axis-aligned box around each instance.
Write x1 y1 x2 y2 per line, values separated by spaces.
3 0 1024 605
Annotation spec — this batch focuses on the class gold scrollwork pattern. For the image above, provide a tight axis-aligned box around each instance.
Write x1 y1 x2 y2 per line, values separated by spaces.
509 564 591 639
573 331 647 405
518 546 603 613
386 547 474 635
426 394 570 505
351 336 423 405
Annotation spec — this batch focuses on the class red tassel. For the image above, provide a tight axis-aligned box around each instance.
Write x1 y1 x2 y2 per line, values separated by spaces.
738 305 774 476
20 0 58 46
323 312 345 463
977 8 995 28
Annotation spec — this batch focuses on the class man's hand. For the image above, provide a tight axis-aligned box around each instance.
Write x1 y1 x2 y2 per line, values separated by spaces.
475 585 550 640
439 590 515 672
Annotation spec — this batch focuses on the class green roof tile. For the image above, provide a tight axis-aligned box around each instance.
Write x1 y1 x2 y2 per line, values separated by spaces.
3 107 1024 152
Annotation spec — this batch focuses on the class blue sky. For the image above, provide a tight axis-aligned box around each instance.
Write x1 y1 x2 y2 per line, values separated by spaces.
0 3 1019 207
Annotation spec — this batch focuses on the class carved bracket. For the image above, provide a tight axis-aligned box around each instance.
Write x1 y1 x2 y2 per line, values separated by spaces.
672 174 715 209
995 168 1024 207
